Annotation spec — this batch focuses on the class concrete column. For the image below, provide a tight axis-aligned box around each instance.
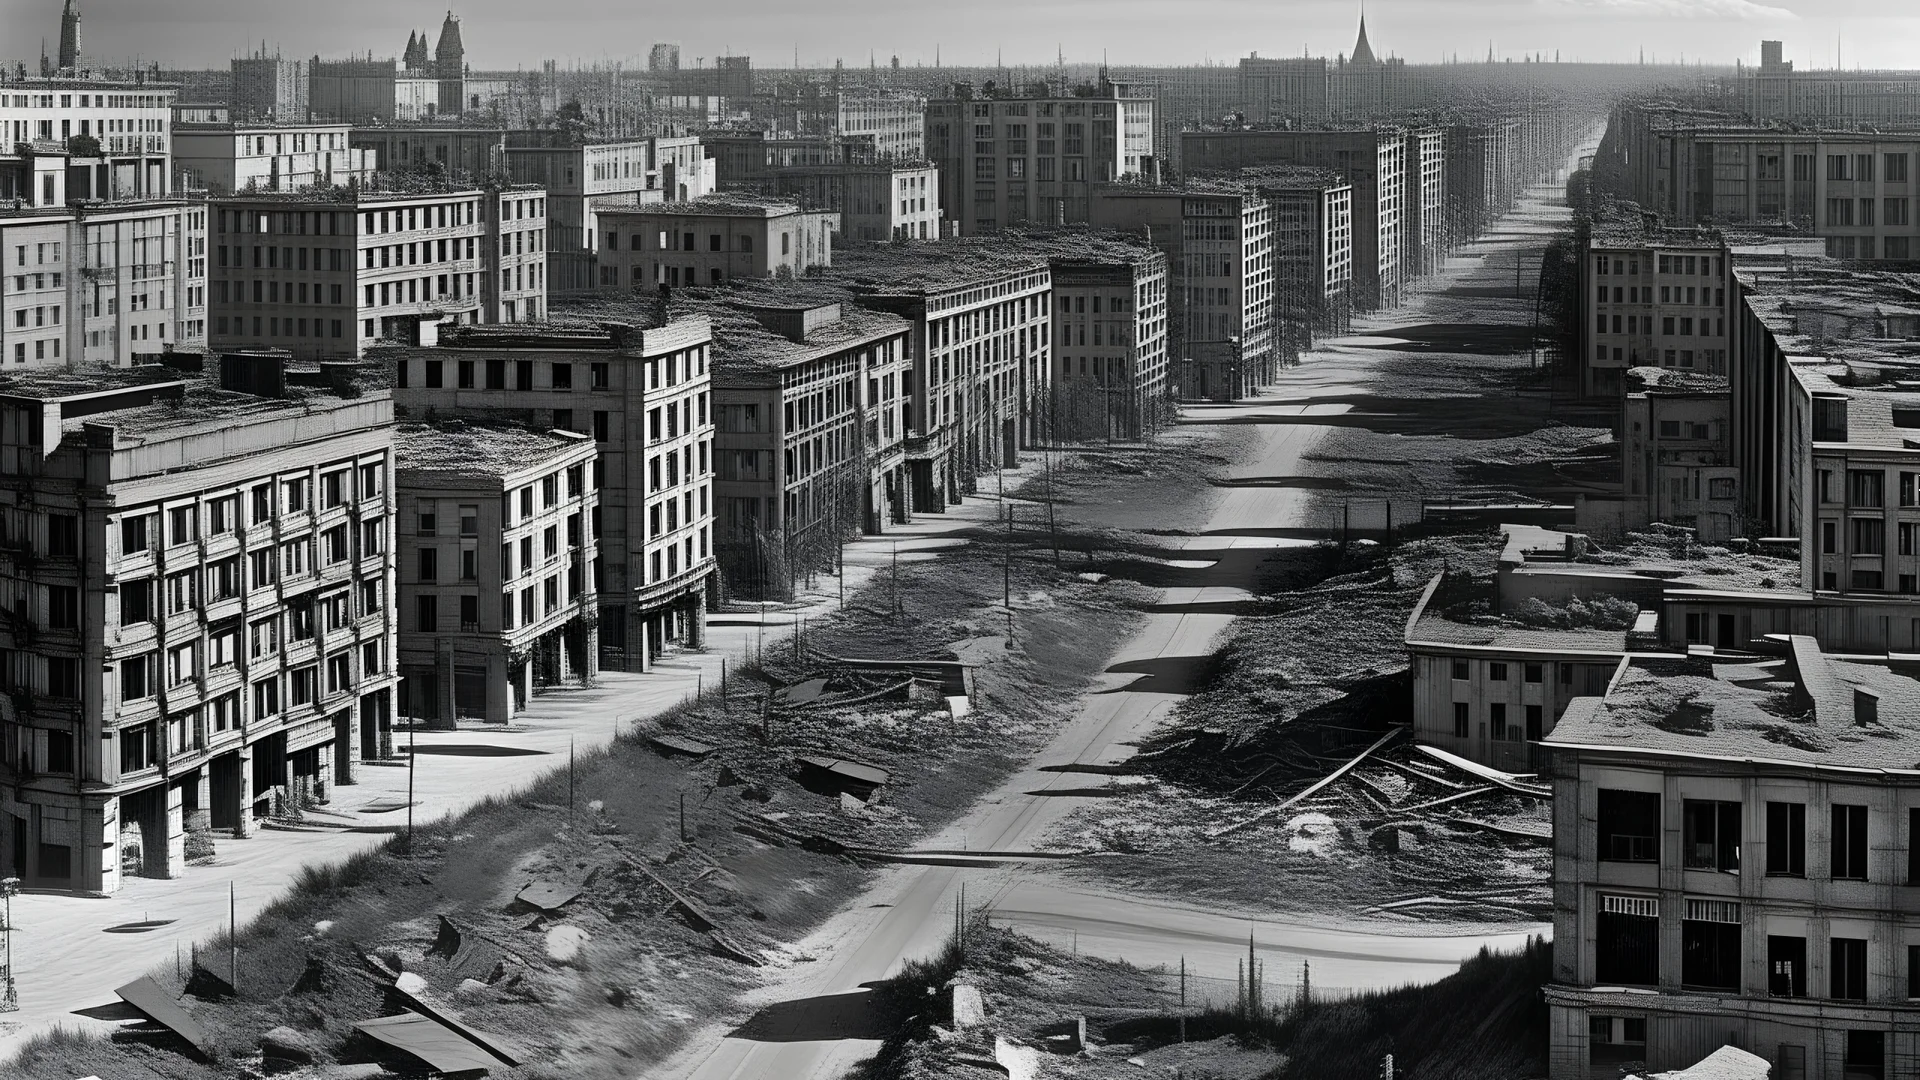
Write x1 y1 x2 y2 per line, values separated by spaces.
91 803 117 897
436 641 457 729
687 594 707 649
629 606 652 673
486 650 513 724
584 616 601 681
163 783 185 879
191 768 211 813
233 745 255 838
337 704 360 785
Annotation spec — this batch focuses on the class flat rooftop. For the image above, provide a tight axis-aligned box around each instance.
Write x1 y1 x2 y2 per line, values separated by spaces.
825 240 1049 293
0 365 381 443
1548 645 1920 769
394 421 589 480
601 195 813 218
666 285 911 373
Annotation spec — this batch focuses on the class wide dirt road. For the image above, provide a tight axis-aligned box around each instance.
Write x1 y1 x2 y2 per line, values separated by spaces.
660 146 1595 1080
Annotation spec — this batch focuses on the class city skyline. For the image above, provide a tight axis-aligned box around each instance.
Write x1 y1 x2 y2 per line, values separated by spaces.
10 0 1920 72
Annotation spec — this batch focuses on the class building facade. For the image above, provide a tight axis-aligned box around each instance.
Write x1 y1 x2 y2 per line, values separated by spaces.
207 184 548 358
1046 242 1171 441
595 198 837 292
173 122 376 195
387 321 716 672
394 422 598 723
767 163 943 242
1545 644 1920 1080
0 359 400 895
503 134 714 295
1180 128 1405 311
695 296 913 599
925 79 1156 235
1582 232 1736 399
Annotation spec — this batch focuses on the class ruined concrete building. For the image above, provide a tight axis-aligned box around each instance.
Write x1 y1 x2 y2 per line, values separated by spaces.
0 354 399 894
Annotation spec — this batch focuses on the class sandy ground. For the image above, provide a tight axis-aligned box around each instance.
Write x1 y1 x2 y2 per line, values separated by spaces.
654 136 1605 1080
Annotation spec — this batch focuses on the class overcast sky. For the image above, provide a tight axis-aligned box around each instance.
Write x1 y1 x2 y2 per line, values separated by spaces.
7 0 1917 72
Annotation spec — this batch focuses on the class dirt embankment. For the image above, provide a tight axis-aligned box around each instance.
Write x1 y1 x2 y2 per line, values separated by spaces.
11 531 1154 1080
866 922 1553 1080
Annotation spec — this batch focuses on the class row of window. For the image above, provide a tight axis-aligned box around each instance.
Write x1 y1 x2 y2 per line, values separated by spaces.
1594 284 1723 306
1595 313 1724 338
116 644 385 776
119 597 384 707
398 349 708 393
116 465 384 558
1596 791 1906 880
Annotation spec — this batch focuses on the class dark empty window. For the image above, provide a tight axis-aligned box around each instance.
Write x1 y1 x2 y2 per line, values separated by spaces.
1452 701 1468 737
1768 802 1807 876
1769 935 1806 997
1833 804 1869 880
1683 799 1740 873
1681 898 1741 991
552 363 573 389
1599 789 1660 863
425 360 443 388
1831 937 1869 1000
1596 894 1659 985
415 594 437 634
1846 1031 1886 1080
1451 659 1468 680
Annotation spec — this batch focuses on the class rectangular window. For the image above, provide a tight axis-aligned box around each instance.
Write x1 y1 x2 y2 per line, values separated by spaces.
1833 804 1869 880
1599 789 1660 863
1595 894 1659 985
1452 701 1468 738
1767 802 1806 876
1682 800 1740 873
1831 937 1869 1000
1846 1031 1885 1080
1769 935 1807 998
1680 898 1741 991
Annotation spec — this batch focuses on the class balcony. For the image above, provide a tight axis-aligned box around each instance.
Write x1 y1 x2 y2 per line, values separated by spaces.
632 561 712 610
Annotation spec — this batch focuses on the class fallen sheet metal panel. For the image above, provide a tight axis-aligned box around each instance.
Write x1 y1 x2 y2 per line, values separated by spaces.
649 733 716 758
515 880 583 912
115 977 213 1058
797 755 891 789
388 982 529 1066
354 1012 500 1074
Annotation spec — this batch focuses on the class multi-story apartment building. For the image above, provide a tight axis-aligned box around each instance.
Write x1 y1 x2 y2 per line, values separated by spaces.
0 78 175 201
1543 641 1920 1080
1403 128 1446 279
0 356 400 895
685 292 913 599
1180 127 1405 311
1581 226 1735 398
1445 117 1522 249
1104 65 1243 174
173 122 376 195
208 183 548 358
0 193 209 368
394 422 598 723
830 244 1052 511
924 78 1156 235
1617 373 1740 544
767 163 943 242
595 198 837 293
504 134 715 294
1041 236 1171 441
386 320 715 672
1243 167 1355 355
1612 117 1920 261
1090 183 1276 399
479 184 547 324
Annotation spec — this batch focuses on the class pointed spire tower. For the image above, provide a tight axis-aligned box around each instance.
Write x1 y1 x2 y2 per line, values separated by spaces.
57 0 81 72
1351 8 1376 65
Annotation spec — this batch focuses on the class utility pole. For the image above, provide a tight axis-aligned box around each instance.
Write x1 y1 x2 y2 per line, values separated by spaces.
1003 503 1014 644
229 881 238 995
0 876 17 1012
405 719 416 853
